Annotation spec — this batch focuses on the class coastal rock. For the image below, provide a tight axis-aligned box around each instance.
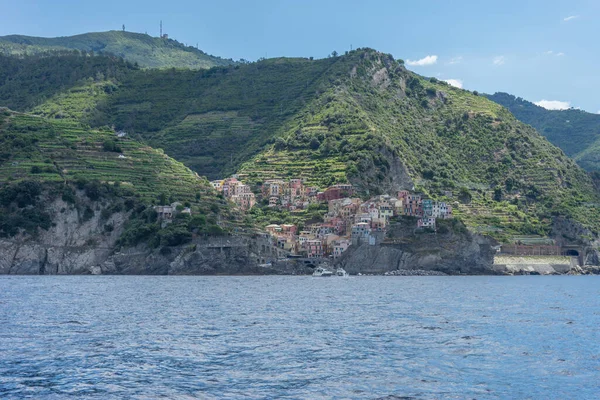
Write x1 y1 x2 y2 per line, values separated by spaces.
336 223 496 275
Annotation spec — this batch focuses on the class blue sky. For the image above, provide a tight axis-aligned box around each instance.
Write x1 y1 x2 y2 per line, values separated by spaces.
2 0 599 113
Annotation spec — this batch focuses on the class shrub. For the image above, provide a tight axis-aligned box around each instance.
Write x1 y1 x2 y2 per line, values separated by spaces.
84 181 103 201
102 140 121 153
0 181 42 208
160 225 192 246
82 207 95 222
118 219 159 247
458 187 472 204
309 138 321 150
61 186 76 204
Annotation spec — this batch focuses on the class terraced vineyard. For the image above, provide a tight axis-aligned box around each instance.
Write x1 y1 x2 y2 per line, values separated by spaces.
239 149 347 187
0 110 215 203
154 111 262 178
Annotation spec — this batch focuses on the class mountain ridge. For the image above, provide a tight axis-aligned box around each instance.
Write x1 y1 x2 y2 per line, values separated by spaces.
0 30 236 69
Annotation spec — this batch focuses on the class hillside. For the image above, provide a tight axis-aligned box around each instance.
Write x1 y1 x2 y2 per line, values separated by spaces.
0 31 235 69
0 52 137 112
485 92 600 171
2 50 600 242
0 108 237 243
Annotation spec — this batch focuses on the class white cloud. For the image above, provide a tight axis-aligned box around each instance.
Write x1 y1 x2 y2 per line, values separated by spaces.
556 52 565 56
493 56 505 65
534 100 571 110
545 50 565 57
563 15 579 21
444 79 463 88
447 56 463 65
406 55 438 67
545 50 554 55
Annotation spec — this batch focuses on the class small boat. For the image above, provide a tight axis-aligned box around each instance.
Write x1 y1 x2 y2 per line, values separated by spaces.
312 267 333 277
335 268 349 277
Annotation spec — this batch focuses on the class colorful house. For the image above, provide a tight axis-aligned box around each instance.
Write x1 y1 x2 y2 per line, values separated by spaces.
332 239 351 259
422 199 433 217
306 239 325 258
210 180 225 192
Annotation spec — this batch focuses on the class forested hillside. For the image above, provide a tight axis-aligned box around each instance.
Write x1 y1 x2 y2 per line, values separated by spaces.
1 49 600 241
0 109 236 244
485 92 600 171
0 31 235 69
0 52 136 111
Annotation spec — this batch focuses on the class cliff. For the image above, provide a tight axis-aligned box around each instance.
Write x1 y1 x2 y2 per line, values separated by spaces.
335 220 498 275
0 195 292 275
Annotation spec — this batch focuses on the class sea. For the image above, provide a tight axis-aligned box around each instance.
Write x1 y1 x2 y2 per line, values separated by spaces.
1 275 599 399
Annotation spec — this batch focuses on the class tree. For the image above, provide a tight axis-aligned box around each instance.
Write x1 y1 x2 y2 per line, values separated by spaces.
102 140 121 153
122 24 125 32
309 137 321 150
331 50 338 57
493 188 503 202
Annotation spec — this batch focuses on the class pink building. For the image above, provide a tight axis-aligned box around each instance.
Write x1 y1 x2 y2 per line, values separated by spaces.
222 178 240 197
289 179 303 189
317 187 342 202
232 192 255 211
404 194 422 217
397 190 410 200
306 239 324 258
281 224 297 237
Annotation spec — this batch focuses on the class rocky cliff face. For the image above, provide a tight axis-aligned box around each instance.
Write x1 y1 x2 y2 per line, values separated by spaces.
0 197 127 274
350 146 415 195
0 196 285 275
1 197 596 276
336 222 498 275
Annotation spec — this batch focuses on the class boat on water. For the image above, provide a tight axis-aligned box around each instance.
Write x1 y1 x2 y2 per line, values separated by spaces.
312 267 334 277
335 268 349 277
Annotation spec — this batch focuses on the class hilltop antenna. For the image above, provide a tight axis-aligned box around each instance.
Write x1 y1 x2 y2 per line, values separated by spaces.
160 20 162 38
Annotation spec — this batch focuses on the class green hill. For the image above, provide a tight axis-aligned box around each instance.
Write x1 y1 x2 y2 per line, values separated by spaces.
0 108 236 242
2 49 600 241
485 92 600 171
0 31 235 69
0 52 136 112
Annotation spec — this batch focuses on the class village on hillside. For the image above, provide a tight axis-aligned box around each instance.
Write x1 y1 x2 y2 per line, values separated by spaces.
206 176 453 260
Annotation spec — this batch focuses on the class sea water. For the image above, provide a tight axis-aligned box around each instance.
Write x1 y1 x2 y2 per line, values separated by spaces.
1 275 599 399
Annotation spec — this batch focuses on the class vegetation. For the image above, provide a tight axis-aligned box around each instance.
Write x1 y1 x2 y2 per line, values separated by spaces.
0 52 136 112
0 30 236 69
0 110 239 241
247 202 328 231
485 92 600 171
1 48 600 242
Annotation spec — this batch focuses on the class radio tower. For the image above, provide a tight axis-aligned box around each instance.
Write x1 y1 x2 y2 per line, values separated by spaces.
160 21 162 38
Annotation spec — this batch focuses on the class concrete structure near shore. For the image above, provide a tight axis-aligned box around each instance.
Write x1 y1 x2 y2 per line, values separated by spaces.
492 255 577 275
